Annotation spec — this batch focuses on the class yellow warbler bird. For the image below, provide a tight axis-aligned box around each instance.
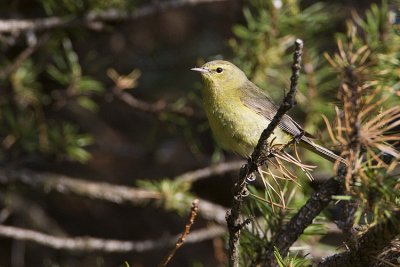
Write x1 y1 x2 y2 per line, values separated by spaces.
192 60 346 164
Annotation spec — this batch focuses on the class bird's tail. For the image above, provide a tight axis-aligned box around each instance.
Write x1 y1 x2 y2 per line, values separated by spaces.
300 138 347 165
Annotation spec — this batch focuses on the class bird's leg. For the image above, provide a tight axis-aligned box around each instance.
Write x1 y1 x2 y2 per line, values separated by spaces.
282 131 303 151
260 137 277 160
294 129 305 143
271 145 285 154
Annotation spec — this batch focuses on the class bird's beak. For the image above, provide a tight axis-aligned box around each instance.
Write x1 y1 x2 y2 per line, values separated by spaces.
191 67 210 73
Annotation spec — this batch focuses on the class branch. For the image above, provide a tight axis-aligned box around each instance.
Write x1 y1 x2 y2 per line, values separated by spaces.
0 168 161 204
318 212 400 267
259 176 343 266
7 193 66 236
251 39 304 168
0 0 229 34
226 39 303 267
0 224 224 253
175 160 244 184
197 199 228 225
113 89 204 119
0 162 235 224
159 199 199 267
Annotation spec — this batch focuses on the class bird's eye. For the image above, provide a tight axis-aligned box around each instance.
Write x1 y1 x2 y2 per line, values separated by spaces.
216 67 223 73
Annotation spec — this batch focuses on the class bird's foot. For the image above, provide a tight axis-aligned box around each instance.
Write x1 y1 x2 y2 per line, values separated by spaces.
294 130 305 143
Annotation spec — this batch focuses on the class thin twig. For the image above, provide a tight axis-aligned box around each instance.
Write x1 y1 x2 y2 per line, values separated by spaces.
158 199 199 267
0 0 229 34
0 224 225 253
252 39 304 167
226 39 303 267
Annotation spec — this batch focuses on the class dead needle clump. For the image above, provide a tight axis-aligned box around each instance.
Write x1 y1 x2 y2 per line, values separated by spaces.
323 20 400 224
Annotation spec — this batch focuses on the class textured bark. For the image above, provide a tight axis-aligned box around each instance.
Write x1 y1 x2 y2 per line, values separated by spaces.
260 177 343 267
318 212 400 267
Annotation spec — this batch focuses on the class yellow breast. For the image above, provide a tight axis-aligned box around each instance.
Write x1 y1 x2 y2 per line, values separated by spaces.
203 90 290 157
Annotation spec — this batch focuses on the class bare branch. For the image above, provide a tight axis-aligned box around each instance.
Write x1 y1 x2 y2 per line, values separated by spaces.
175 160 244 184
0 163 234 224
0 0 229 34
113 89 203 119
226 39 303 267
252 39 304 167
7 193 66 236
159 199 199 267
197 199 227 225
0 224 225 253
0 168 161 205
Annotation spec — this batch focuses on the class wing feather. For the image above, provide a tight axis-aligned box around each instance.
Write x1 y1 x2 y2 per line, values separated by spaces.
239 81 346 164
239 81 304 138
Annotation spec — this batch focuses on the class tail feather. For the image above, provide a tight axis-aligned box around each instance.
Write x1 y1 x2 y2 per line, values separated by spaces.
300 138 347 165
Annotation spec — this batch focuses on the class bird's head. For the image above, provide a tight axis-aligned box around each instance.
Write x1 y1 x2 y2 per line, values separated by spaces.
191 60 248 90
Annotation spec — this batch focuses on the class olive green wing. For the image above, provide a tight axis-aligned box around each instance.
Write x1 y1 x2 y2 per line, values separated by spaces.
239 81 305 138
239 81 347 164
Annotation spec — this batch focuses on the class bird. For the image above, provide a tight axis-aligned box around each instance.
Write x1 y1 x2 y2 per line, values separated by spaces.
191 60 346 165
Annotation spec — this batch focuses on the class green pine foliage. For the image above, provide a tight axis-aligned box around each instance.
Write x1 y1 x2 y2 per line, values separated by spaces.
229 0 348 170
136 178 194 214
0 36 103 163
